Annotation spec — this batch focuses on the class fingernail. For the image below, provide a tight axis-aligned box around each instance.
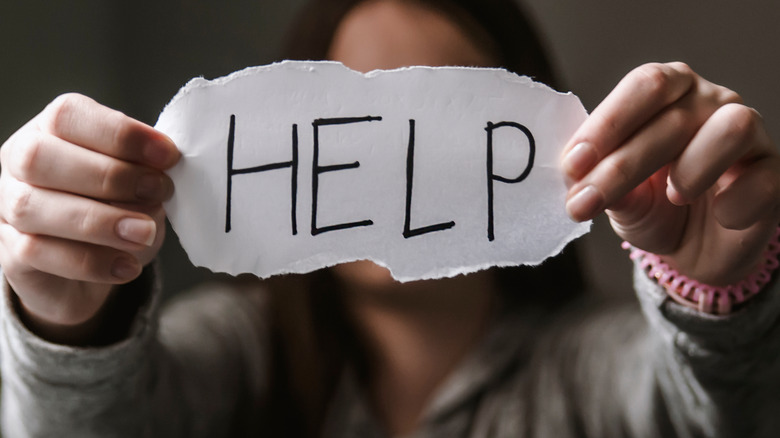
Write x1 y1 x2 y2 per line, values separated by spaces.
566 185 604 221
115 217 157 246
143 134 178 168
111 256 141 281
562 142 597 179
136 173 165 201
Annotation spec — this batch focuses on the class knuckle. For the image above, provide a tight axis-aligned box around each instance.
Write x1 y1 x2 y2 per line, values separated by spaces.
42 93 88 136
5 183 34 228
76 203 105 237
601 155 634 189
74 247 101 279
108 111 135 156
96 159 125 197
13 232 42 267
667 61 693 75
722 104 761 145
634 63 673 98
12 131 44 181
593 111 620 138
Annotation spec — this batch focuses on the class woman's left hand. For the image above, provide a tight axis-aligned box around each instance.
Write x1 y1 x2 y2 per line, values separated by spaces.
563 62 780 286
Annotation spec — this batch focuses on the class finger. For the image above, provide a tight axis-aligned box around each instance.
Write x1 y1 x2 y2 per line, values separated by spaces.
667 104 773 205
713 157 780 230
0 222 142 284
0 178 157 250
562 62 696 179
2 129 174 203
35 93 179 169
565 93 705 222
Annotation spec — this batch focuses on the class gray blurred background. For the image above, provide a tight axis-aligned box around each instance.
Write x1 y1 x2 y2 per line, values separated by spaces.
1 0 778 298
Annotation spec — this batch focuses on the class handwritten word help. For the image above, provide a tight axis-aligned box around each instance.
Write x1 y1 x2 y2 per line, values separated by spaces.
156 61 589 281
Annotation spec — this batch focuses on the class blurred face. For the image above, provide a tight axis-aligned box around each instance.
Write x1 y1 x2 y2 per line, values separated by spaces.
328 0 494 71
327 0 496 288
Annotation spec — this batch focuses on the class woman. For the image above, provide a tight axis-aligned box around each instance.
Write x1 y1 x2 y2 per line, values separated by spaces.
1 0 779 437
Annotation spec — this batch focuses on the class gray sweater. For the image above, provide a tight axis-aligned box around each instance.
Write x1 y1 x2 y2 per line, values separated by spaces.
2 264 780 437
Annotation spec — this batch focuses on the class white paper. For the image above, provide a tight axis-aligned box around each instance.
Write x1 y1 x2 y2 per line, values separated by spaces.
156 61 590 282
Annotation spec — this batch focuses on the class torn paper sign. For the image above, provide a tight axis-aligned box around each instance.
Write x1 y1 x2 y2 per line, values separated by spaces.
156 61 590 282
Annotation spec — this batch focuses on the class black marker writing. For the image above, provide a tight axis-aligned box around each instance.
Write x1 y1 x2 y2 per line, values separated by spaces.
403 119 455 238
311 116 381 235
226 114 299 234
486 121 535 241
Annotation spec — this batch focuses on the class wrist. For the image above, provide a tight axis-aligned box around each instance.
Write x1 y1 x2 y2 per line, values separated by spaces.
9 267 154 346
13 285 118 346
623 226 780 315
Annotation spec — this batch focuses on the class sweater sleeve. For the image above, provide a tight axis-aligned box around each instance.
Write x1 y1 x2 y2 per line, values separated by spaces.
524 264 780 438
632 264 780 437
0 268 272 438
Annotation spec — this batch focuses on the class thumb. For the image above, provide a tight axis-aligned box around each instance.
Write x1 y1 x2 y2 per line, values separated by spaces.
606 172 687 255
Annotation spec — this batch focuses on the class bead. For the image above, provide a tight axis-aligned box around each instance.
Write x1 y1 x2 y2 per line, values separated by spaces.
623 226 780 315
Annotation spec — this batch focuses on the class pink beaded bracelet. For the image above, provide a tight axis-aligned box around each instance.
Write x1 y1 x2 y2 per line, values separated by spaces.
622 226 780 315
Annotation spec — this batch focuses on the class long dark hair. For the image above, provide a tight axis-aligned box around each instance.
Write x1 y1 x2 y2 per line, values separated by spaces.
264 1 583 436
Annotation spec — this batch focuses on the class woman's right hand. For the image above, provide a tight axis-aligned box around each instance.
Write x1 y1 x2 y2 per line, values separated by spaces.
0 93 180 338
